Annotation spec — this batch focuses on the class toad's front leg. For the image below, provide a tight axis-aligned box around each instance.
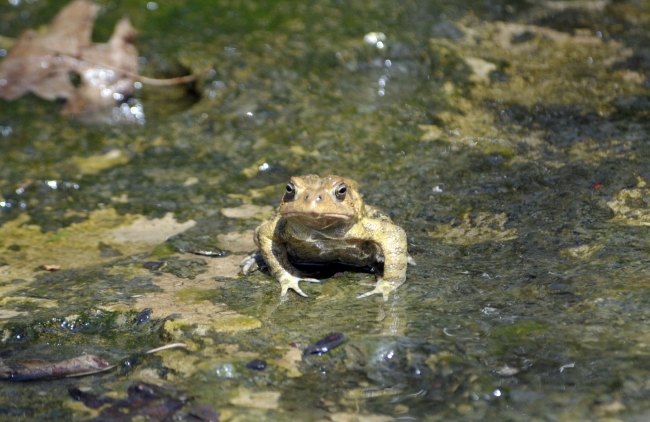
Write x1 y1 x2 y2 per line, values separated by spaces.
352 222 409 301
257 236 319 298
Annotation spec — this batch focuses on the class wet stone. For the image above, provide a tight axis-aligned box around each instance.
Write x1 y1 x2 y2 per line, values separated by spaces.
143 260 164 271
134 308 152 325
245 359 267 371
303 333 347 356
167 234 226 257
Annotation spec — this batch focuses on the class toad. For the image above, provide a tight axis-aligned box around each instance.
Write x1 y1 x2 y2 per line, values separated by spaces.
242 174 414 300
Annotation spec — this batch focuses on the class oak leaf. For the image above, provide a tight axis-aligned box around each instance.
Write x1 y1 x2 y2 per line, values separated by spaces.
0 0 137 115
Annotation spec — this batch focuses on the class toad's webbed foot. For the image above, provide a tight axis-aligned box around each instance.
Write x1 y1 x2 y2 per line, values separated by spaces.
357 277 402 301
280 274 320 298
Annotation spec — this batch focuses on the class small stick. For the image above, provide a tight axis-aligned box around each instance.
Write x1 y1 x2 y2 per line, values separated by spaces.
145 343 188 354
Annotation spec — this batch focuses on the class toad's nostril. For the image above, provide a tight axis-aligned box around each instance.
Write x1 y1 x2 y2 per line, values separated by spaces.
316 195 322 201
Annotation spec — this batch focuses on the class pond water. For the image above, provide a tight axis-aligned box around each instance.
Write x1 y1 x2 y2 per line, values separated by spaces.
2 0 650 420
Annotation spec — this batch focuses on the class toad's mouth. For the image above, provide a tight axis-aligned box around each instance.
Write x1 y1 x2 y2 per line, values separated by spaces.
282 211 353 220
283 212 353 228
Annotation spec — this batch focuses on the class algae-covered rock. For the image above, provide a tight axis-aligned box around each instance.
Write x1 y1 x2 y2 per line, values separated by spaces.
160 258 208 280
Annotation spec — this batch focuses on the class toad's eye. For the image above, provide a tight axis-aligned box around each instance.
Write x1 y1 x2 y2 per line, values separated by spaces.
285 182 296 199
334 183 347 200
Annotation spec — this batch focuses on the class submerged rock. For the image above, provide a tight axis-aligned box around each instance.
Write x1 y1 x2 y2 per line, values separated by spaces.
344 337 438 388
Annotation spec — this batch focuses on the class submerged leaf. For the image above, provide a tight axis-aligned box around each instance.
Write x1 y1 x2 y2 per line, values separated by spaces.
75 381 192 422
0 354 114 381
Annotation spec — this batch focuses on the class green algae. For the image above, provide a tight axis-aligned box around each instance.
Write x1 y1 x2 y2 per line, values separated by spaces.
174 286 221 303
150 242 177 258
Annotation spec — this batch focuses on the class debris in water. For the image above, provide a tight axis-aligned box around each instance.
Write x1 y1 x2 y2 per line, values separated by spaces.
70 381 192 421
245 359 267 371
0 354 113 381
303 333 346 356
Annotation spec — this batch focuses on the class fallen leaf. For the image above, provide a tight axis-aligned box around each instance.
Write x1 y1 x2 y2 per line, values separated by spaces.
0 0 137 115
0 355 113 381
0 0 203 115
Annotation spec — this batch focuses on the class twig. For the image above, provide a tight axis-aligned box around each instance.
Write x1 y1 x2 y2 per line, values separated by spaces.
59 50 212 86
145 343 188 354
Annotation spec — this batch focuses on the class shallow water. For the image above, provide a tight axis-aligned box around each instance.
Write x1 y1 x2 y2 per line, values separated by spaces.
2 0 650 420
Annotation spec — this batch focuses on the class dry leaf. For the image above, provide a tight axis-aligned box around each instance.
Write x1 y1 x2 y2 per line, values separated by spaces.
0 0 138 115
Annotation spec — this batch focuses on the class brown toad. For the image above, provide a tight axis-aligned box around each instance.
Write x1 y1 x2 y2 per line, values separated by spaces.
243 174 414 300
